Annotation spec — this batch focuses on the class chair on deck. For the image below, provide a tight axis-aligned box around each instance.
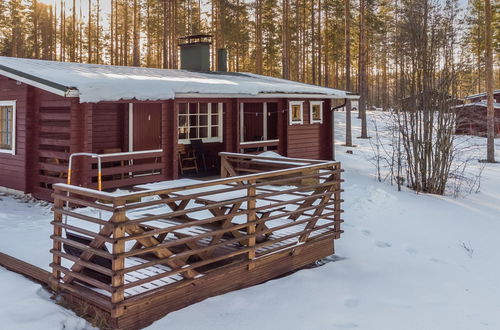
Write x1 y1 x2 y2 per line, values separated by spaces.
178 148 198 175
190 139 208 171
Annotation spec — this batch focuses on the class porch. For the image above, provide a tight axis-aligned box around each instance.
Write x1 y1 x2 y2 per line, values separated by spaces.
33 98 299 201
49 152 343 329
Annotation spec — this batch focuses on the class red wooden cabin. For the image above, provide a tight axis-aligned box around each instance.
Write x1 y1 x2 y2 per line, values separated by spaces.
455 90 500 136
0 53 356 201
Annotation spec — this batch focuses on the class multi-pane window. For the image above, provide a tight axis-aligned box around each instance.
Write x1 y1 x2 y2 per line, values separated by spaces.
0 101 15 154
310 101 323 124
178 102 223 143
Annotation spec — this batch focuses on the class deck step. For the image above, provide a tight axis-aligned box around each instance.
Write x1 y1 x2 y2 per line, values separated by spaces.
0 252 50 285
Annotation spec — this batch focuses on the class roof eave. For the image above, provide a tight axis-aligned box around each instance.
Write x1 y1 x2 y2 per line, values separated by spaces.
0 64 78 98
174 92 354 99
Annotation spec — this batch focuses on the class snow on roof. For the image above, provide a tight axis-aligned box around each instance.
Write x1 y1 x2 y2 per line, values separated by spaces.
453 101 500 109
465 90 500 99
0 56 356 103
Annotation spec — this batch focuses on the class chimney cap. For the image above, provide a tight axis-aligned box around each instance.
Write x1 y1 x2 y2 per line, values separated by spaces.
179 34 213 46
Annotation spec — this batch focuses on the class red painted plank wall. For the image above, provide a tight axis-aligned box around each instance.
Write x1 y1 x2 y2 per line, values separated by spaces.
92 103 126 153
286 100 331 160
0 76 28 192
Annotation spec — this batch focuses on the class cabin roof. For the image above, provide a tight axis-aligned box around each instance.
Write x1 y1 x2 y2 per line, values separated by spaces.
0 56 357 103
465 90 500 100
453 101 500 109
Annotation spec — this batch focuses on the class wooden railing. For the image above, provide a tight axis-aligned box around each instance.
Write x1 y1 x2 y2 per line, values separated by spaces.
238 139 279 154
86 149 164 191
220 151 327 178
50 158 343 318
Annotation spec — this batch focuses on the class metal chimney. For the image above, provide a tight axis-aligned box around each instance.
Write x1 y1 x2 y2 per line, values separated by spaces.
179 34 212 72
217 48 228 72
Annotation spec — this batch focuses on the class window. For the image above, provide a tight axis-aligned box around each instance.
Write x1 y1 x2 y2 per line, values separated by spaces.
289 101 304 125
310 101 323 124
0 101 15 154
178 102 223 143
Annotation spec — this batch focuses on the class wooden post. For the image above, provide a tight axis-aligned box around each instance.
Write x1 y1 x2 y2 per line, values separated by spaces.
162 100 178 180
110 200 127 318
69 101 93 187
323 99 333 160
247 179 256 270
234 99 241 153
81 103 93 187
69 100 82 185
220 154 229 178
26 86 40 193
223 100 234 153
278 99 287 156
49 189 64 291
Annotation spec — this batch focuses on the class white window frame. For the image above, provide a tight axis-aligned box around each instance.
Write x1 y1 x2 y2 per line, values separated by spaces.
310 101 324 124
178 102 224 144
289 101 304 125
0 100 16 155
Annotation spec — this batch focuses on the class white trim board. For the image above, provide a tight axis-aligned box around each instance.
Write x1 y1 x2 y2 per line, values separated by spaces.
0 100 16 155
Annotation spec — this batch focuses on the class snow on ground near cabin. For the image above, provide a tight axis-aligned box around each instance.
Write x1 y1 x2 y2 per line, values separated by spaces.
0 111 500 329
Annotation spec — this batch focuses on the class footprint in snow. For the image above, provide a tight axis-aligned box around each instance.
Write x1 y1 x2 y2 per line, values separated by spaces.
406 247 417 255
333 322 359 329
343 297 359 308
360 229 371 236
429 258 448 264
375 241 392 248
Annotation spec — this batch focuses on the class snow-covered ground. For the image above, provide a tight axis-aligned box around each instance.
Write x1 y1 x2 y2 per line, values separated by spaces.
1 111 499 329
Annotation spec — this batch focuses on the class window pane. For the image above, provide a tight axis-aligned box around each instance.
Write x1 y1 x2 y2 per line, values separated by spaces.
199 127 208 138
312 104 321 120
199 114 208 126
211 127 219 138
179 115 187 127
189 114 198 126
199 103 208 114
209 103 216 114
178 103 187 114
291 104 302 121
189 103 197 114
190 127 198 138
179 129 188 140
211 114 218 124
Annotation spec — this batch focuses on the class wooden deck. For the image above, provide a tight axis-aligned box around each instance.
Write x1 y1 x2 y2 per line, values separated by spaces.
49 153 344 329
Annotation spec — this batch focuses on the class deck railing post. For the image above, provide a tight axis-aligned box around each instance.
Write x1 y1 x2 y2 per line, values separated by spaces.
49 188 64 292
220 154 229 178
247 179 257 270
110 199 127 318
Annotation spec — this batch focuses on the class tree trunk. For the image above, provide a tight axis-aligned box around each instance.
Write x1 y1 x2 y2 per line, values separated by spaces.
485 0 495 162
345 0 353 146
88 0 92 63
255 0 263 74
359 0 368 138
133 0 140 67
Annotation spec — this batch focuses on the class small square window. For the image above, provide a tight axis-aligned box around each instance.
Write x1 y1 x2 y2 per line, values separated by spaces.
310 101 323 124
289 101 304 125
